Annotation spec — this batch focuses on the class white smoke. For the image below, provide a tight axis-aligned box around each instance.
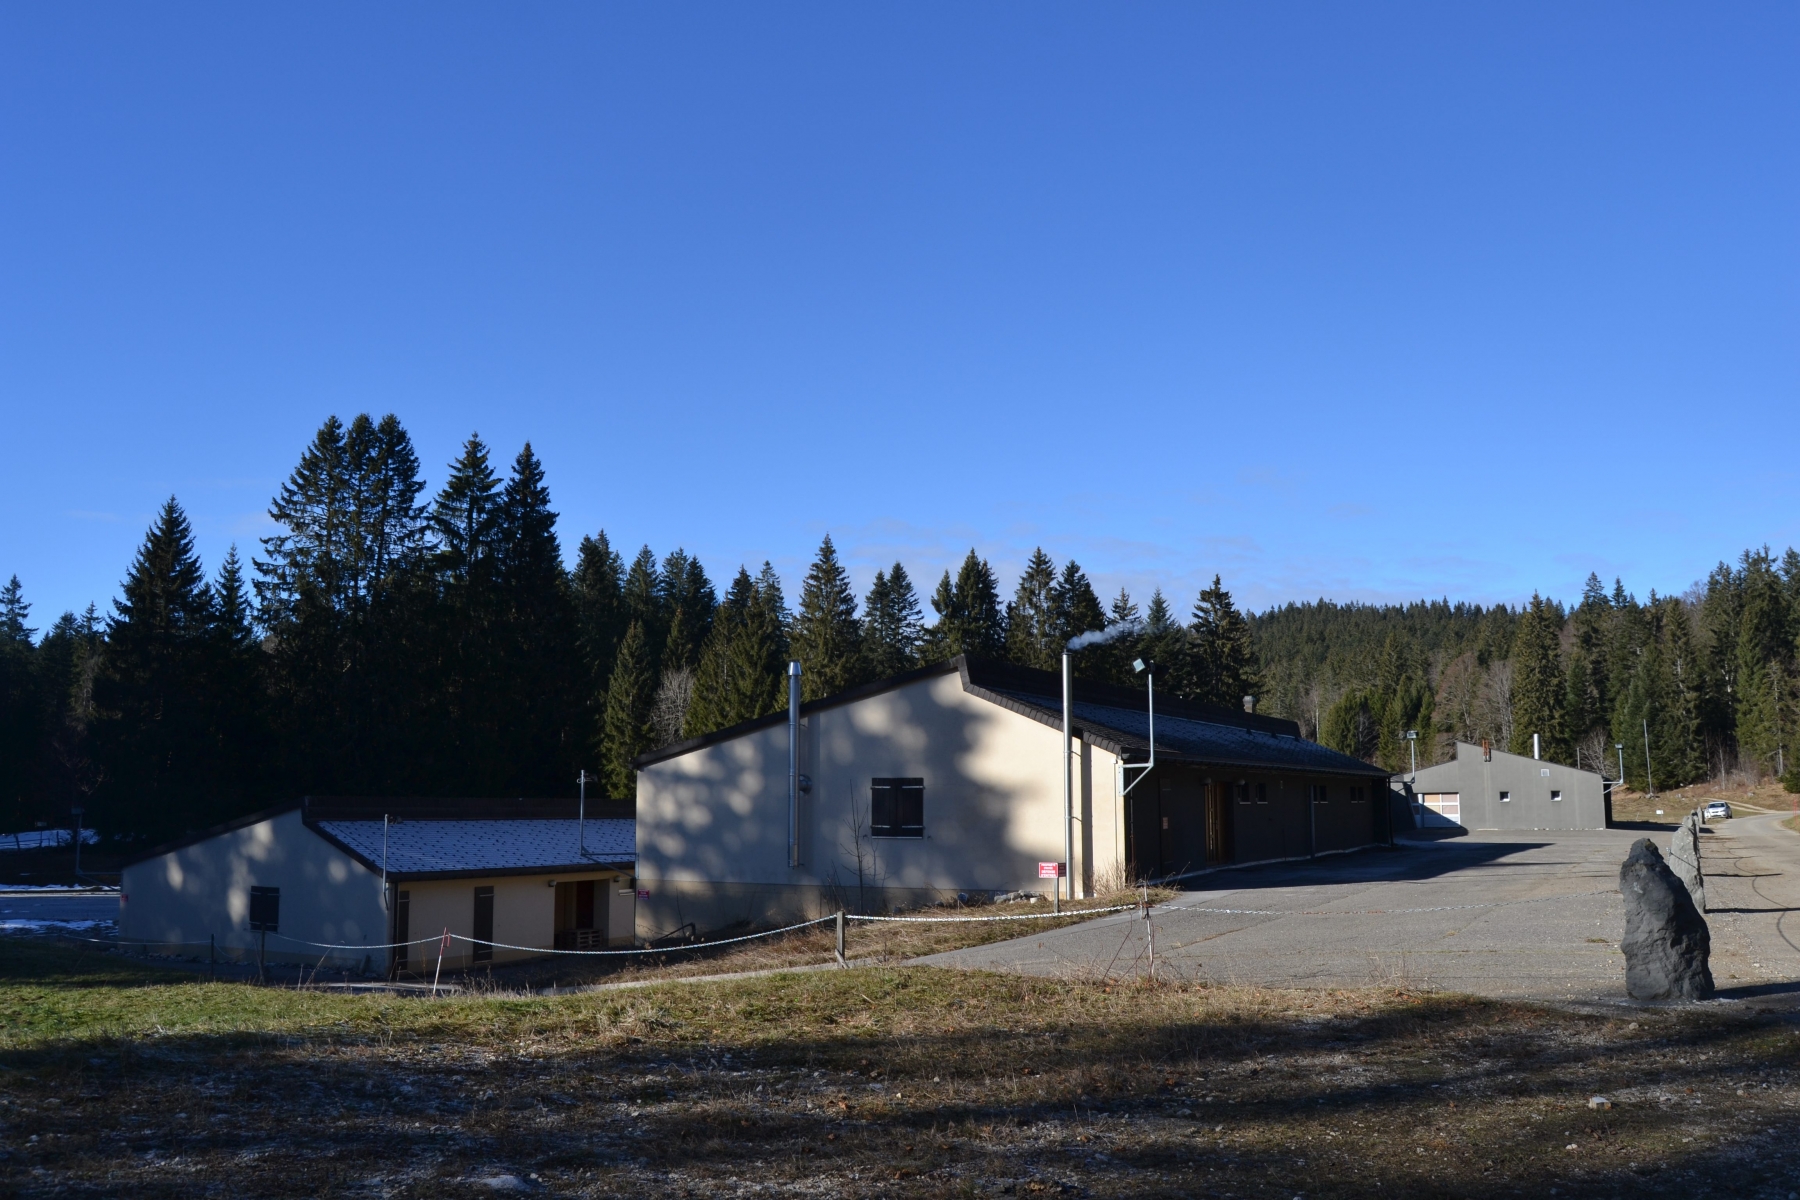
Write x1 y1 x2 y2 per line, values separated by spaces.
1065 619 1143 652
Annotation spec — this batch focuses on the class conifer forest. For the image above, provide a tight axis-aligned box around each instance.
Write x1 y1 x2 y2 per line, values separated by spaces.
2 412 1797 844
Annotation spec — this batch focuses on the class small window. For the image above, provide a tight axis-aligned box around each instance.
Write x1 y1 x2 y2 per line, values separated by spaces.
1551 789 1563 803
871 778 924 838
1499 791 1511 803
1234 781 1251 804
1350 786 1366 804
1540 768 1551 777
1255 783 1268 804
248 885 280 932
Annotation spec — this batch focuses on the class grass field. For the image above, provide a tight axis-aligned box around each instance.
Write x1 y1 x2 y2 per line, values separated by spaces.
4 941 1800 1198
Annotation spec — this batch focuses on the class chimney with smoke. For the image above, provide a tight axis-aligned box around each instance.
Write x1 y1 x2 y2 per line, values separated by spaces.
1065 619 1142 652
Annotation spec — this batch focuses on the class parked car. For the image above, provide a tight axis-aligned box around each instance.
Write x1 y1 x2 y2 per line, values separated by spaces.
1702 801 1732 820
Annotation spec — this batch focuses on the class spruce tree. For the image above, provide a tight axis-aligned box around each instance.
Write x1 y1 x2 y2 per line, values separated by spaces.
863 563 923 679
1508 593 1568 762
792 535 864 699
572 531 627 769
1733 549 1791 774
1053 560 1107 678
924 550 1005 661
200 547 267 825
657 551 716 671
94 498 216 837
600 620 656 798
1004 549 1060 671
1137 590 1187 687
622 547 663 667
1100 587 1141 684
493 443 580 794
1188 576 1261 710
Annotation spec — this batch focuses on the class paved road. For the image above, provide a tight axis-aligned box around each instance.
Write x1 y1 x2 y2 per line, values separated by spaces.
0 889 118 932
919 817 1800 1005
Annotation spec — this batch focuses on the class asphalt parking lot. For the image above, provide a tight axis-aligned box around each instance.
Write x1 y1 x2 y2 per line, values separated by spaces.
922 814 1800 1005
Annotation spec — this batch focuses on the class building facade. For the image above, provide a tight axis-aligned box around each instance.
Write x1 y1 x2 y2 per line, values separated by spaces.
632 656 1393 936
119 797 635 972
1397 741 1610 831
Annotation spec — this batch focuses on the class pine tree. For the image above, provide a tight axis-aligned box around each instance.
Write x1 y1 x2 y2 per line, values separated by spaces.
1053 560 1107 679
200 547 267 825
1322 688 1379 762
684 567 790 737
863 563 924 679
93 499 217 837
493 443 580 794
0 576 37 830
1188 576 1261 710
657 551 716 672
256 413 429 794
600 621 656 798
1734 549 1791 774
792 535 864 699
622 547 663 668
1508 593 1567 762
1004 549 1060 671
923 550 1005 661
572 531 626 769
1137 590 1187 686
1099 587 1141 684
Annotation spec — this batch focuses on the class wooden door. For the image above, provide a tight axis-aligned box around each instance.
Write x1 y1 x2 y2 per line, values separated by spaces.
1205 781 1230 863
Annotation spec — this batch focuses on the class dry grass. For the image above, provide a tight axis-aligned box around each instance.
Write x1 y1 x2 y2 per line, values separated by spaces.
473 889 1173 993
5 940 1800 1198
1609 778 1797 825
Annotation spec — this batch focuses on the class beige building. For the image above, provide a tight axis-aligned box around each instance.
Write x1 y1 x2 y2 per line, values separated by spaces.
119 797 635 973
632 656 1392 937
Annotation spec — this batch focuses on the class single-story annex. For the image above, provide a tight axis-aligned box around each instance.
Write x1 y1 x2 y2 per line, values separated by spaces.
119 797 636 971
632 655 1395 935
1396 741 1610 831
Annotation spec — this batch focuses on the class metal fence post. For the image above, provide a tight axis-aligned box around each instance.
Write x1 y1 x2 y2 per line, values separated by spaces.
835 910 846 967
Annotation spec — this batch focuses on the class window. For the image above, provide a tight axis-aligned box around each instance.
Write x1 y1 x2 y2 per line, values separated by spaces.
871 778 924 838
1540 768 1551 777
1350 786 1366 804
1499 790 1511 803
1255 783 1268 804
473 886 495 963
1309 784 1328 804
248 886 280 933
1551 789 1563 803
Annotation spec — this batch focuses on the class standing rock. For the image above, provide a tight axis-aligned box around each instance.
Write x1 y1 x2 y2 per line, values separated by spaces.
1619 838 1713 1001
1666 814 1707 913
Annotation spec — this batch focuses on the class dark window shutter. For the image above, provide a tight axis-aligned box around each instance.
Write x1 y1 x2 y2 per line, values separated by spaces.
473 886 495 963
871 778 925 838
248 886 280 932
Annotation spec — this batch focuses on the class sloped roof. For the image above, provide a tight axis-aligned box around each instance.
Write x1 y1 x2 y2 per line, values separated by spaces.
313 818 635 881
634 654 1386 778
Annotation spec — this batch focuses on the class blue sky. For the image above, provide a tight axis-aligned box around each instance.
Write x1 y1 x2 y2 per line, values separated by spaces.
3 4 1795 628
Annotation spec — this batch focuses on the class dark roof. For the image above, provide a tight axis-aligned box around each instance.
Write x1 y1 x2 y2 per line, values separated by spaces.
312 817 634 881
121 795 634 869
634 655 1386 778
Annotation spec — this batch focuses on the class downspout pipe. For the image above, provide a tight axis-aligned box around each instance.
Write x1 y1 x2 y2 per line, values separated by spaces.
789 660 802 868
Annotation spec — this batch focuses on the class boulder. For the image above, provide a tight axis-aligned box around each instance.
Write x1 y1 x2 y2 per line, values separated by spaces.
1619 838 1713 1001
1666 814 1707 913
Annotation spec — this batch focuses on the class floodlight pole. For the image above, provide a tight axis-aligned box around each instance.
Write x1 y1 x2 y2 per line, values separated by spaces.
577 769 593 859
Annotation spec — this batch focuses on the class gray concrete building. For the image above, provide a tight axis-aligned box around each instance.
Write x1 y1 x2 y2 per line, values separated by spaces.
1396 741 1609 831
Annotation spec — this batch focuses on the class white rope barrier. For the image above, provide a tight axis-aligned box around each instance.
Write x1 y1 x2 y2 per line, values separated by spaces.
848 904 1141 923
443 914 837 957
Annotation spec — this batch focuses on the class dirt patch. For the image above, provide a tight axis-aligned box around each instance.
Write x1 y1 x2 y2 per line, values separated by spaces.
4 941 1800 1197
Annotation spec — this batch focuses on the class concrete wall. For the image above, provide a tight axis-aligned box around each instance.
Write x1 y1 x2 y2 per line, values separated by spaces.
1402 742 1607 831
392 868 633 972
119 810 386 969
636 671 1126 936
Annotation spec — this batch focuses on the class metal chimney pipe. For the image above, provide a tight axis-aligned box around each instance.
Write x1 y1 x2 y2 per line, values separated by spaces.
1532 733 1540 761
1062 650 1073 906
789 661 802 868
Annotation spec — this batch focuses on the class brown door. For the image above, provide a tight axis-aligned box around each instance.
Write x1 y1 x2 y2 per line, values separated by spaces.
1205 781 1230 863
